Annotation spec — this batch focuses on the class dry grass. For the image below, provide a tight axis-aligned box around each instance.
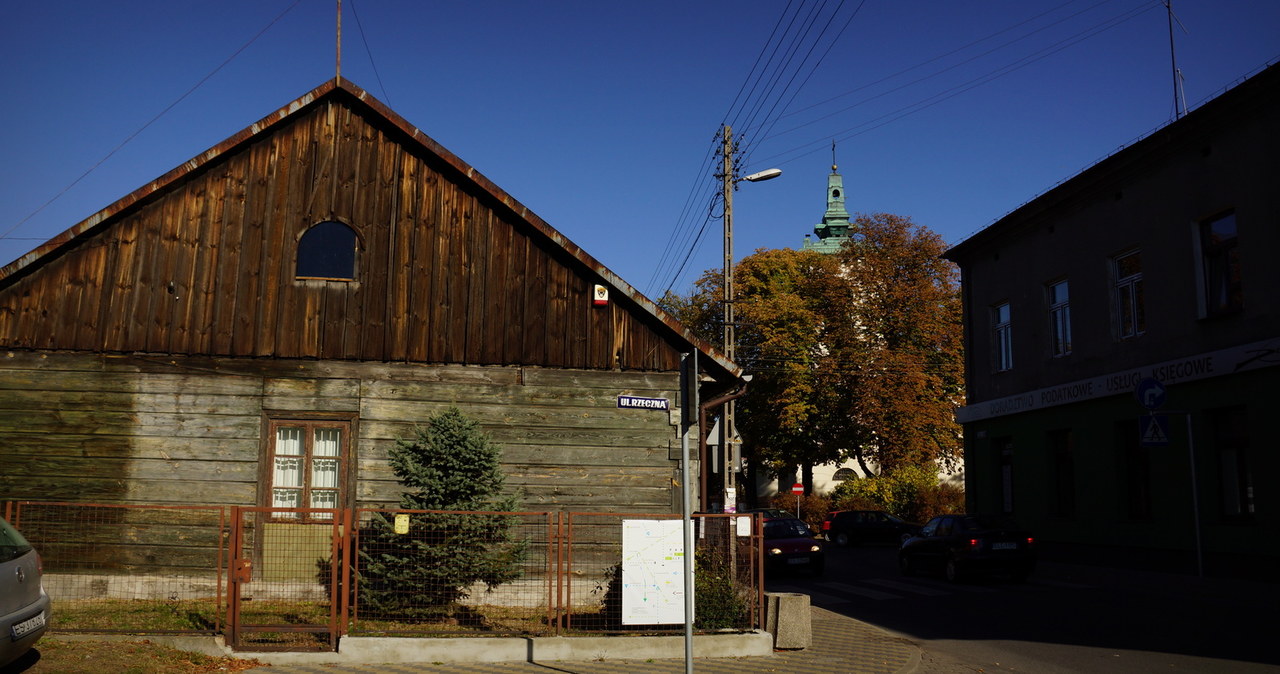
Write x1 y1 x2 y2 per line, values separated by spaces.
8 639 263 674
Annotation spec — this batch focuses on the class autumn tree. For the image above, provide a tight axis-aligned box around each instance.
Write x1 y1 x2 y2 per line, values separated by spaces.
826 213 964 474
661 213 962 485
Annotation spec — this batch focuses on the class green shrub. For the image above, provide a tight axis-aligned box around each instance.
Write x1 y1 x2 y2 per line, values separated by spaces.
590 546 749 631
827 464 964 522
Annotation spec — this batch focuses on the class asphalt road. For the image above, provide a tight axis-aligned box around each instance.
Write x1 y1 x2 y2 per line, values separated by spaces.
765 541 1280 673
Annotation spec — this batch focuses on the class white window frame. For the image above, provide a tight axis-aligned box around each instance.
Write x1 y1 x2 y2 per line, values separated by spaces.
1197 212 1242 317
266 417 350 521
1047 279 1071 357
1112 250 1144 340
993 302 1013 372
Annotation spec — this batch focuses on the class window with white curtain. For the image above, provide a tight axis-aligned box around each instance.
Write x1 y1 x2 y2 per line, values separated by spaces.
267 419 348 521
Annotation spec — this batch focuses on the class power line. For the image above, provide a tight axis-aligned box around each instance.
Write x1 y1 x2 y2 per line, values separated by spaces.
0 0 306 244
348 0 391 105
653 0 852 296
755 0 1162 169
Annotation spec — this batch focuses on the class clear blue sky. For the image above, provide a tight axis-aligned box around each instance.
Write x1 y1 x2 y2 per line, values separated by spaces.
2 1 1276 299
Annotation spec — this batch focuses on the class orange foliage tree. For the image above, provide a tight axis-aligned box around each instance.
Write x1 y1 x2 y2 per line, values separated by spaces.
662 213 963 488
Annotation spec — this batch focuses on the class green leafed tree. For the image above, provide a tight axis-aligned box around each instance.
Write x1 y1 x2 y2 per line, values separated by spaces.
355 406 527 621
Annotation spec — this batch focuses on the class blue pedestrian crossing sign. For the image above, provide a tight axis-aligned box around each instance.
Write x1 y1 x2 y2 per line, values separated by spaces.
1140 414 1170 447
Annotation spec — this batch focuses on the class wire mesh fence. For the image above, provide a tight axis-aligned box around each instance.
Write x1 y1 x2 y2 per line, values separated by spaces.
4 501 228 635
561 513 763 634
2 502 764 644
346 508 557 637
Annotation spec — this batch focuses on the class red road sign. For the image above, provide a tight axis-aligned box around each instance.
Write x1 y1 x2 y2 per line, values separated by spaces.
791 483 804 494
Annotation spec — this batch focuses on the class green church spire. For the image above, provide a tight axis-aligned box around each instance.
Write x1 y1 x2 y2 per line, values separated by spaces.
801 143 853 254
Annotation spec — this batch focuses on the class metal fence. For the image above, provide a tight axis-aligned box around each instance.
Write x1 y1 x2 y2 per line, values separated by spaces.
3 501 763 646
4 501 228 635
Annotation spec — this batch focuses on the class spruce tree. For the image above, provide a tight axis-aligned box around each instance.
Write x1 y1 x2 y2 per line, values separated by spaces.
355 406 526 621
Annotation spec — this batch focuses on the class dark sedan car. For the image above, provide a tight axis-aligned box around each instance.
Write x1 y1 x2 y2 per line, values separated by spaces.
739 507 799 521
822 510 920 546
1 517 50 667
762 517 825 575
898 514 1035 582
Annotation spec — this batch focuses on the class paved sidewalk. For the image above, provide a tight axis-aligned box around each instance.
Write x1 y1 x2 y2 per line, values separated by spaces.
241 606 920 674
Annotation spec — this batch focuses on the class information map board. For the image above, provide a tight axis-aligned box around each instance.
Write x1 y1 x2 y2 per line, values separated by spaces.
621 519 692 625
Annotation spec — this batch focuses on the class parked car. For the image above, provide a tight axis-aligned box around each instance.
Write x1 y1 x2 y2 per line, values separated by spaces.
898 514 1035 582
1 517 50 667
762 517 824 575
822 510 921 546
739 507 799 521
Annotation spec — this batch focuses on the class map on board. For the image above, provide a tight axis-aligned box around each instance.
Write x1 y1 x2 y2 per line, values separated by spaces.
621 519 693 625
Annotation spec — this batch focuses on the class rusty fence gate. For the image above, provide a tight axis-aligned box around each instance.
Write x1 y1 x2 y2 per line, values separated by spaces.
226 506 349 651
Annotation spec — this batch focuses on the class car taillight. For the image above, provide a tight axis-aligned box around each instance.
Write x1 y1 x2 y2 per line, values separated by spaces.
822 521 830 531
1026 537 1035 547
968 538 981 550
36 551 43 574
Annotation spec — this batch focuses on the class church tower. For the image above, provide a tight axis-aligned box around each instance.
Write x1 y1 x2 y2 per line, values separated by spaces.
801 149 853 254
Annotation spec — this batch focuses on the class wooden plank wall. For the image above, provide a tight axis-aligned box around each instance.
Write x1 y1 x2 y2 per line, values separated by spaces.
0 352 681 513
0 95 682 373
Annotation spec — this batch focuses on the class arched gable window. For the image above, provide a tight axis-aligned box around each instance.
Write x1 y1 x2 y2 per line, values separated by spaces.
832 468 856 482
296 220 358 280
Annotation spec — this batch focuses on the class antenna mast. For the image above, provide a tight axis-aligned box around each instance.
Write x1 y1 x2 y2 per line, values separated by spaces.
1165 1 1188 119
336 0 343 83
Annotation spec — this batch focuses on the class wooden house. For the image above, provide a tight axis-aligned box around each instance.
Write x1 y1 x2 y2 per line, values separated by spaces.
0 78 739 516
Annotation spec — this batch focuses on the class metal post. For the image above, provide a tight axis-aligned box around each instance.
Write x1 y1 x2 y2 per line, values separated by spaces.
680 352 698 674
1163 410 1204 577
1184 413 1203 577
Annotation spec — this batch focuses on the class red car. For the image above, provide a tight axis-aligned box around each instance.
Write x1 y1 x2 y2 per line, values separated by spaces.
762 517 825 576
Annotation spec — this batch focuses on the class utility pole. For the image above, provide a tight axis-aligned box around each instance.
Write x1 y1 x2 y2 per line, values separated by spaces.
721 125 737 513
716 126 781 512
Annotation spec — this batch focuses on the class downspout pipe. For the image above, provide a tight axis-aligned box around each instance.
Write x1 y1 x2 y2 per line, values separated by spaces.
698 378 750 510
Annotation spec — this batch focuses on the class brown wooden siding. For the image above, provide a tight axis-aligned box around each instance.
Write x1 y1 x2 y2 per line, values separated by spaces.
0 352 679 512
0 96 681 373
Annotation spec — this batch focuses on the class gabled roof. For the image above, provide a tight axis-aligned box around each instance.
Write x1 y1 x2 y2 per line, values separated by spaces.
0 78 740 381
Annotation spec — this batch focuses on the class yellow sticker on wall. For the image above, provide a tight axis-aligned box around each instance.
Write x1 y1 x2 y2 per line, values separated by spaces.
394 513 410 534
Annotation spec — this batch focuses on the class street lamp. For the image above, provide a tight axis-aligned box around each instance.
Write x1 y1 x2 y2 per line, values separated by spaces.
720 125 781 513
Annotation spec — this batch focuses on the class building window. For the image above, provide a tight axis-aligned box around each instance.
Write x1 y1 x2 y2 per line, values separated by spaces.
1113 250 1145 339
1048 430 1075 519
1199 212 1242 316
832 468 855 482
993 302 1013 371
1210 407 1253 520
297 220 358 280
268 417 350 520
1047 280 1071 357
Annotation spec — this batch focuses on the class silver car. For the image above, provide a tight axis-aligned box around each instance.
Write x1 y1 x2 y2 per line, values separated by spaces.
1 516 49 667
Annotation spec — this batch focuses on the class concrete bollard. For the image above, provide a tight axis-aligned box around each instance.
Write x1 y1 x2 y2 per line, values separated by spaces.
764 591 811 650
